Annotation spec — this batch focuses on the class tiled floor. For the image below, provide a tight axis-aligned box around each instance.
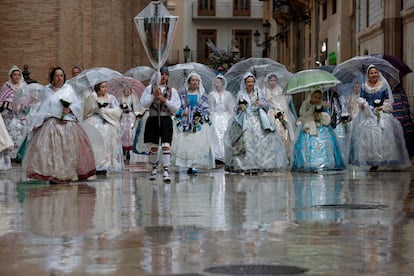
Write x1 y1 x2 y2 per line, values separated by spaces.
0 162 414 275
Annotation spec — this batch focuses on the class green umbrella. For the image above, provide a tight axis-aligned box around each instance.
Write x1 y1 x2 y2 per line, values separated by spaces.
284 69 341 94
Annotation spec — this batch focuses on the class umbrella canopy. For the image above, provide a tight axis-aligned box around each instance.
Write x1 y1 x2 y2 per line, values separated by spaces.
107 76 146 100
134 1 178 69
12 83 45 110
167 62 216 92
224 57 292 94
314 65 336 73
371 53 412 77
68 67 122 94
284 69 341 94
332 55 400 88
124 66 156 82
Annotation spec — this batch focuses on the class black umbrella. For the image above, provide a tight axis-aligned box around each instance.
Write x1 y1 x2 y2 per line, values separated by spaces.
372 53 412 77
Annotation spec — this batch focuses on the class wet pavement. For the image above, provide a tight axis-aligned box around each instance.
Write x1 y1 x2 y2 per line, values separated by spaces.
1 162 414 275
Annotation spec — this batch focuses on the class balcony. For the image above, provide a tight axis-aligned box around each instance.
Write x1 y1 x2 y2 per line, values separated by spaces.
192 2 263 20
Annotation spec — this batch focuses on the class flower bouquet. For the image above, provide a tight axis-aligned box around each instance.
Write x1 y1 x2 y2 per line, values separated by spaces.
238 98 248 111
314 105 324 123
192 110 205 133
340 112 350 133
275 111 287 130
60 97 72 120
373 99 382 123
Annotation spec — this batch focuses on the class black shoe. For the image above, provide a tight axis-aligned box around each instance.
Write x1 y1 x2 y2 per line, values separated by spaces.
96 170 107 175
187 168 198 175
369 166 379 172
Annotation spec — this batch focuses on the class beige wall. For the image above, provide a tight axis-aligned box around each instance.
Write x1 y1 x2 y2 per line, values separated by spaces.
402 5 414 109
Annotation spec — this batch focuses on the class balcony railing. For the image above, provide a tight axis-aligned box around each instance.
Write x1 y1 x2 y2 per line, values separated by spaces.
192 2 263 20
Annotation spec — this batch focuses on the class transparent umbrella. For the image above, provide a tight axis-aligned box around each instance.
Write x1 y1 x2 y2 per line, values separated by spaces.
124 66 156 83
134 1 178 71
68 67 122 95
12 83 45 110
224 58 292 94
167 62 216 92
107 76 146 100
284 69 341 94
332 55 400 88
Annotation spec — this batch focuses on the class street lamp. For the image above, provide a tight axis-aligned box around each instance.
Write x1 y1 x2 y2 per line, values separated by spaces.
183 45 191 63
253 20 271 57
254 20 287 58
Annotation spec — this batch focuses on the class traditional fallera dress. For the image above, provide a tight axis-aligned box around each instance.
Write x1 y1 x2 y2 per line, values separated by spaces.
335 79 363 164
349 66 411 169
0 65 27 160
119 92 145 162
208 74 236 162
23 83 96 182
0 114 13 170
224 73 289 173
263 73 297 159
291 92 345 172
391 83 414 157
84 92 124 172
171 72 215 170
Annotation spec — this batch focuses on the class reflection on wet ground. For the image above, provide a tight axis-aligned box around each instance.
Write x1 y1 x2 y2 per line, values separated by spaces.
0 163 414 275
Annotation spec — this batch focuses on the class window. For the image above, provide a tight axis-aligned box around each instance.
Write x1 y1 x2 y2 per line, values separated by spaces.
198 0 215 16
322 1 327 20
235 30 252 58
197 29 216 64
332 0 337 14
233 0 250 16
272 0 290 12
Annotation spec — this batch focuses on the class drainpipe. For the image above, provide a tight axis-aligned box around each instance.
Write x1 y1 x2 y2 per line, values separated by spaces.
315 0 320 65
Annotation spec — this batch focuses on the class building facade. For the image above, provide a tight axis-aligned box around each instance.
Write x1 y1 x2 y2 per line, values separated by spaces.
1 0 413 109
0 0 152 84
267 0 414 108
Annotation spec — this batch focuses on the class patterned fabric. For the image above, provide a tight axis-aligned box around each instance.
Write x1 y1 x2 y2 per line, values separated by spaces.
84 93 124 172
292 100 345 172
24 118 96 182
175 89 210 132
391 84 414 157
349 81 411 168
224 87 289 172
0 114 12 170
119 93 143 150
171 85 215 169
208 89 235 161
23 83 96 182
0 67 27 159
292 124 345 172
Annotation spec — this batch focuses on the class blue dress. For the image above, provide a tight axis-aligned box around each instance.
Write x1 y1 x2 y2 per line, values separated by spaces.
349 82 411 168
172 90 215 169
224 88 289 172
291 103 345 172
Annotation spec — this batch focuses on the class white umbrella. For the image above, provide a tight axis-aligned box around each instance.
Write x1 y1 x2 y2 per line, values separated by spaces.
124 66 156 82
167 62 216 92
224 58 292 94
68 67 122 94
